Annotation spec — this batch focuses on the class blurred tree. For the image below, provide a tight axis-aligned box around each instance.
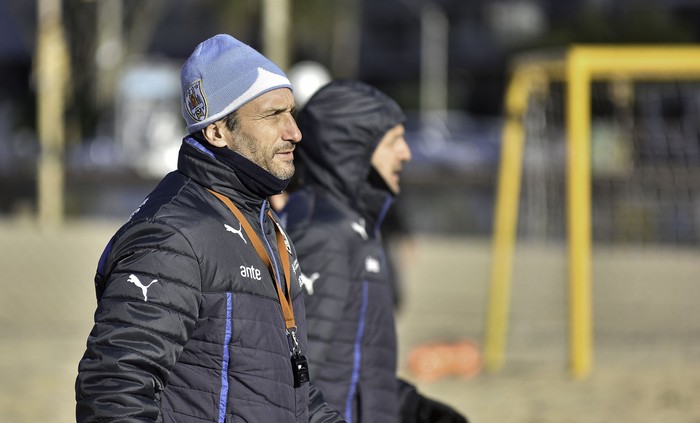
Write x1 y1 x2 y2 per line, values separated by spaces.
59 0 343 143
290 0 337 68
63 0 174 143
518 3 694 50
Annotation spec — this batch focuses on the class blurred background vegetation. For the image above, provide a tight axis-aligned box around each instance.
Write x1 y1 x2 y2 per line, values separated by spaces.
2 0 700 233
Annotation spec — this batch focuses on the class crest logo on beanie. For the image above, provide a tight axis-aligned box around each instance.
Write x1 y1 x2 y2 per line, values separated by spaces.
185 80 208 122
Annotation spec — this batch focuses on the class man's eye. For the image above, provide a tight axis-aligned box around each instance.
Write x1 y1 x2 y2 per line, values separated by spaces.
267 111 285 118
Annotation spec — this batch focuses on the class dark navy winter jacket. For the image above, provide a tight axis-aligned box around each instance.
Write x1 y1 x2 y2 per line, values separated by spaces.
282 80 406 423
75 138 344 423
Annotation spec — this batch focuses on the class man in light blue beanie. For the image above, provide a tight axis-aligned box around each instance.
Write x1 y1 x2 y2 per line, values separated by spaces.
76 34 345 423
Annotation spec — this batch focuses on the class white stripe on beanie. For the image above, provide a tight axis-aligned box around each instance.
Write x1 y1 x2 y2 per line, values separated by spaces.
201 68 292 128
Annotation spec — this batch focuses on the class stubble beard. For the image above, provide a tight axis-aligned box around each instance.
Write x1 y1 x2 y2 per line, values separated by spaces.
232 128 295 180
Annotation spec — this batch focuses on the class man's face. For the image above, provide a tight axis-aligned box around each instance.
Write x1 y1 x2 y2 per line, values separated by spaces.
223 88 301 179
370 124 411 194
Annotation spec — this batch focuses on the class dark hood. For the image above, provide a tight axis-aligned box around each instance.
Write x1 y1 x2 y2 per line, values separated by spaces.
296 80 405 222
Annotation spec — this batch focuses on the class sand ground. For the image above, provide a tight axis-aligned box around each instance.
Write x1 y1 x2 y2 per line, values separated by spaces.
1 220 699 422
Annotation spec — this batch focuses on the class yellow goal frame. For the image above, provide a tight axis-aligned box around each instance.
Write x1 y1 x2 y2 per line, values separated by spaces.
484 45 700 378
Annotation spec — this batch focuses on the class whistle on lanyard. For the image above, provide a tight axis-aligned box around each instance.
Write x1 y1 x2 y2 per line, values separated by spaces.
288 329 310 388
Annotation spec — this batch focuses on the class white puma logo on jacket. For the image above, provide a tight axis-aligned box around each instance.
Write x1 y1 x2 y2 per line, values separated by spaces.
351 219 368 240
127 274 159 302
224 223 247 243
300 272 320 295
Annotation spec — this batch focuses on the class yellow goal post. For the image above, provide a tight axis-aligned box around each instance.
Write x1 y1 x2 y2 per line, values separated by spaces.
484 45 700 379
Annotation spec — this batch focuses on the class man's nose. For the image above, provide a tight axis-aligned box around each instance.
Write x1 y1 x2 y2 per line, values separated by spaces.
284 116 302 144
400 139 412 162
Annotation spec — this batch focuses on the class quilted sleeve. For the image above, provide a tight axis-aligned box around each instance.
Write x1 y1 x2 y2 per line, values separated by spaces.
75 221 202 423
308 381 347 423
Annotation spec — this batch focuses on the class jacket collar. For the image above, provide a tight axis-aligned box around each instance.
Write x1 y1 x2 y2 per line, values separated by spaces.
177 137 266 214
357 182 394 237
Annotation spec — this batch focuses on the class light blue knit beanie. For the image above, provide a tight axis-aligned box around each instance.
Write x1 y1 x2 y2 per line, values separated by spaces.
180 34 292 134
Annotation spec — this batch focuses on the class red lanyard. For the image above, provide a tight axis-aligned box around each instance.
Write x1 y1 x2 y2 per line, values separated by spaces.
208 189 296 331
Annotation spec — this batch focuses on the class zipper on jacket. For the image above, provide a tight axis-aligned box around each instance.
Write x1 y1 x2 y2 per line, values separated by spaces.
345 280 369 423
259 199 284 292
218 292 233 423
374 195 394 238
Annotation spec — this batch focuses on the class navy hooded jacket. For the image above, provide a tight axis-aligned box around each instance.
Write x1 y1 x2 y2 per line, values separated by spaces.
282 80 406 423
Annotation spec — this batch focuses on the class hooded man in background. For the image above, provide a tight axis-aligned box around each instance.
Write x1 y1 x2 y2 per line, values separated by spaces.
282 80 468 423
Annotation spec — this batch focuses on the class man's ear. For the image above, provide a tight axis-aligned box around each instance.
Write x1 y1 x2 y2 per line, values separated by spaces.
202 122 228 148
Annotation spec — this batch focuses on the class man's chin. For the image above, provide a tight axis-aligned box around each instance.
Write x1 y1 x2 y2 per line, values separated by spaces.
271 164 295 180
